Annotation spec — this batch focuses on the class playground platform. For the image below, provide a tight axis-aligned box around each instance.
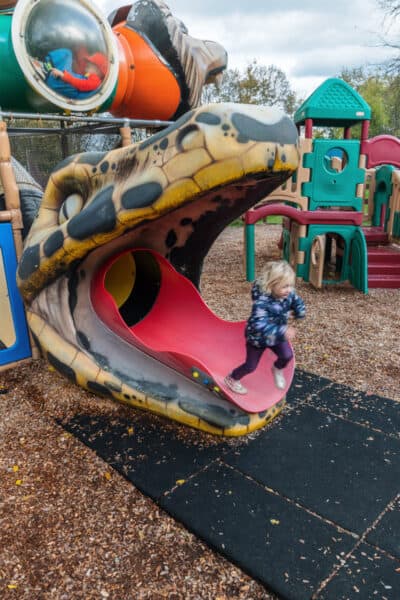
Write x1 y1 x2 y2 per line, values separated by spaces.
63 370 400 599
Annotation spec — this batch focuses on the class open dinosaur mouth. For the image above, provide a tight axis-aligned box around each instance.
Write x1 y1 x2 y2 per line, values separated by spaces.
89 245 294 414
91 246 222 377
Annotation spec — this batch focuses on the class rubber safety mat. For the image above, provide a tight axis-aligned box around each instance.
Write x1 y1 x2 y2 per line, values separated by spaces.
62 370 400 599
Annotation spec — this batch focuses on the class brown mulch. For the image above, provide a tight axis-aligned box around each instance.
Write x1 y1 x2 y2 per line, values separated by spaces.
202 225 400 402
1 224 399 599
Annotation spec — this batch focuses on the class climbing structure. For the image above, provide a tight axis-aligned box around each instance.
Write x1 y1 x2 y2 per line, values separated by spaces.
245 77 400 291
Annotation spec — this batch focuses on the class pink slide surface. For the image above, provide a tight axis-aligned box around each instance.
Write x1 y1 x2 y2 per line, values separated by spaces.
92 249 293 413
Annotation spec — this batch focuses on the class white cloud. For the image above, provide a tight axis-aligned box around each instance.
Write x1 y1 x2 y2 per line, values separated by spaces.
94 0 399 99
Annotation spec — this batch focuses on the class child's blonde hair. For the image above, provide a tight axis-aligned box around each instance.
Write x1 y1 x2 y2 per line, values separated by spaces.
257 260 295 294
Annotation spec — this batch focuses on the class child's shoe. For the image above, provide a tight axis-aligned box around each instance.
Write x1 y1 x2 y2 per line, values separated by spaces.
43 61 52 75
273 367 286 390
224 376 247 394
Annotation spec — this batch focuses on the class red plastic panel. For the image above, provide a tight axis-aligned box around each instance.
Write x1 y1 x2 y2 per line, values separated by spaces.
245 204 363 226
361 135 400 169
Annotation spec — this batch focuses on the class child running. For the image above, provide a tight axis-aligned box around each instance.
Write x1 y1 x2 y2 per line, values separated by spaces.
224 260 306 394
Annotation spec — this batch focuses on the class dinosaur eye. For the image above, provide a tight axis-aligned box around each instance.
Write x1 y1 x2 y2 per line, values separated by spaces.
59 193 84 224
176 124 202 151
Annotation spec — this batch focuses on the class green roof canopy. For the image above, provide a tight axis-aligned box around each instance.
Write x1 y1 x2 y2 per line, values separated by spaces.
294 78 371 127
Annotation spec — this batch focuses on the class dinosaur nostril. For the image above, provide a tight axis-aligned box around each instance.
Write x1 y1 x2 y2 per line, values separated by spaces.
59 193 84 224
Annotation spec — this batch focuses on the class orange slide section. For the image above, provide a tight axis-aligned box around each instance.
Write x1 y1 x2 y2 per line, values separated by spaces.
92 250 293 413
111 23 181 120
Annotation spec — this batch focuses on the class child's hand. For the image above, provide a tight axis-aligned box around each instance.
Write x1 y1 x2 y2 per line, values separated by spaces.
286 325 296 340
51 68 64 79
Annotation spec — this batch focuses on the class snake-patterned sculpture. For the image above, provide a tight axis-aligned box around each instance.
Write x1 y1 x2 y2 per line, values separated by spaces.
17 102 299 435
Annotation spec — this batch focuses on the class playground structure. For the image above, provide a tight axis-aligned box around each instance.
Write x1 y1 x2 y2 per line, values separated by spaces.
0 76 399 435
0 0 301 437
245 78 400 292
0 0 227 119
1 4 399 437
10 101 298 437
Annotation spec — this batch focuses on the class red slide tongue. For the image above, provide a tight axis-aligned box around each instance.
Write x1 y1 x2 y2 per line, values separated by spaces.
91 248 292 413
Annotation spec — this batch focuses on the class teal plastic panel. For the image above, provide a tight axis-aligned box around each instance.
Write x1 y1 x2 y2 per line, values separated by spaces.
245 224 255 282
372 165 394 228
302 139 364 211
393 211 400 237
282 228 290 263
300 224 360 283
294 78 371 127
349 228 368 293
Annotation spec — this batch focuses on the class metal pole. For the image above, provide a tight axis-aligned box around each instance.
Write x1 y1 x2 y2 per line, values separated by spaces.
0 110 173 129
60 120 69 159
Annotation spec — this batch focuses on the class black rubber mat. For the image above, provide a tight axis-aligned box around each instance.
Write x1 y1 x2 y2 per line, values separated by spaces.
62 412 230 499
308 383 400 438
317 543 400 599
366 496 400 558
160 462 356 600
62 370 400 599
224 404 400 535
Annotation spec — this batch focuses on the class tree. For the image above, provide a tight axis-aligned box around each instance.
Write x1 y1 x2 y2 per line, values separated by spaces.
373 1 400 74
341 66 400 137
202 60 298 115
378 0 400 18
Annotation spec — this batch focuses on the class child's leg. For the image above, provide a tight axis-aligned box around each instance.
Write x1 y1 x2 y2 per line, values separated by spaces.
45 74 80 98
269 341 293 389
230 342 265 380
269 341 293 369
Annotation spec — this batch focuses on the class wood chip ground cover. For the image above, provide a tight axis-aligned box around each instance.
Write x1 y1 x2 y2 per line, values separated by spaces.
0 225 398 599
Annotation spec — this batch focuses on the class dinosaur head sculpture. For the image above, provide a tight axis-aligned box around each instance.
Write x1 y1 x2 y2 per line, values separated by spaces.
17 102 299 435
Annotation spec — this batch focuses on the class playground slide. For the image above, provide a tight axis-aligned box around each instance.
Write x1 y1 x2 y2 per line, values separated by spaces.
361 134 400 169
92 249 293 414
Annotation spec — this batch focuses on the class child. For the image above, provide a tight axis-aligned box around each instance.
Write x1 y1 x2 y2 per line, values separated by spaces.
48 51 108 96
32 49 108 99
224 260 305 394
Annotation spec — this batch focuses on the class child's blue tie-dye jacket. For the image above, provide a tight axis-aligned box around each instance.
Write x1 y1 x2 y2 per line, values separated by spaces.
245 282 306 348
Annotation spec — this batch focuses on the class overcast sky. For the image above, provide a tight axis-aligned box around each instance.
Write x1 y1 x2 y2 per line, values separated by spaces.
96 0 400 100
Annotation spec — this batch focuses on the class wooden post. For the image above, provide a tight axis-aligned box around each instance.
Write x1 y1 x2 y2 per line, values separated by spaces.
60 120 70 159
120 122 132 147
0 118 40 360
0 120 24 259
